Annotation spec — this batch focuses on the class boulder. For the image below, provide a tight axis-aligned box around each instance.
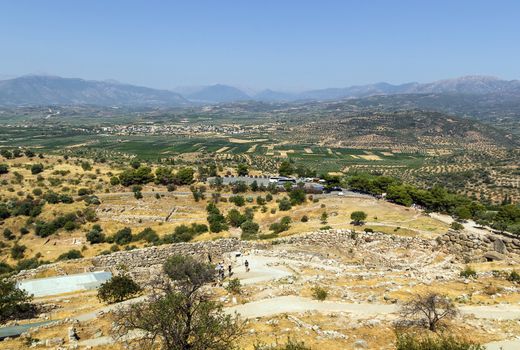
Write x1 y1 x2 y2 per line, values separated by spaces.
354 339 369 349
493 239 508 254
484 251 507 261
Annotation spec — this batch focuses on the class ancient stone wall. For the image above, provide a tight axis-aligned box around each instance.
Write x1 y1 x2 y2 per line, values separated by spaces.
438 229 520 261
15 229 519 282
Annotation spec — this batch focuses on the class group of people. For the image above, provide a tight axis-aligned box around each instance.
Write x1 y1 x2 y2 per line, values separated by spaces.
209 252 250 284
215 262 232 280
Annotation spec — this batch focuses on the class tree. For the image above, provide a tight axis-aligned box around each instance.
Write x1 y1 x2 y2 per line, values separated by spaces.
289 188 306 205
136 227 160 244
227 209 246 228
155 167 176 185
278 161 294 177
175 167 195 185
399 293 458 332
113 227 133 245
278 198 292 211
110 176 120 186
3 228 15 240
98 274 141 304
350 211 367 225
115 255 242 350
240 220 259 240
87 227 105 244
11 244 26 260
455 206 472 221
30 163 44 175
131 160 141 169
269 216 291 234
81 161 92 171
237 163 248 176
0 280 36 322
0 164 8 174
229 195 245 207
119 166 154 186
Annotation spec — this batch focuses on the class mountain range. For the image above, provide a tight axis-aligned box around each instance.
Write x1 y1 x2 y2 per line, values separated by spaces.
0 74 520 106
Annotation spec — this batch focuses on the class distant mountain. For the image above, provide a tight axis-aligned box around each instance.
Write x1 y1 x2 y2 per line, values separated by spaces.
297 76 520 101
2 74 520 106
185 84 251 103
253 89 296 101
0 75 189 106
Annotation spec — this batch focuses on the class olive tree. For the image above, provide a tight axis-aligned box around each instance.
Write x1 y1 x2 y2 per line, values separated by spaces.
0 280 36 322
399 293 458 332
350 211 367 225
114 255 243 350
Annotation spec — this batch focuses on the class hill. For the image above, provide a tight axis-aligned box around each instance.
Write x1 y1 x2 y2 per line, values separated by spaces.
0 75 189 106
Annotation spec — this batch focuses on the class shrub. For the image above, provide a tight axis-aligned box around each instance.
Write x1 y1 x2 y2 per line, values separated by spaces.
10 244 27 260
300 215 309 222
97 274 141 304
57 249 83 261
113 227 133 245
278 198 292 211
110 176 120 186
241 220 259 240
86 228 106 244
3 228 15 240
174 167 195 185
227 208 247 227
0 164 8 174
63 221 76 231
364 228 374 233
507 270 520 283
254 338 311 350
225 278 242 295
269 216 291 234
289 188 306 205
312 286 328 301
460 266 477 279
0 262 13 275
229 195 245 207
450 222 464 231
30 163 44 174
78 188 91 196
395 333 484 350
135 227 160 244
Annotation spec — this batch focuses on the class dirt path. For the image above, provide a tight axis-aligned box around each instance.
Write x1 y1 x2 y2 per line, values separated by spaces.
226 295 520 321
226 296 397 318
485 338 520 350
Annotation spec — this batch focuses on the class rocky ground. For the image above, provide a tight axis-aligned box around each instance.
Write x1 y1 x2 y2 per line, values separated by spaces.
3 227 520 349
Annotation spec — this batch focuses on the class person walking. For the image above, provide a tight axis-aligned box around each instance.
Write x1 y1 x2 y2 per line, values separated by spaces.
228 264 232 277
245 259 250 272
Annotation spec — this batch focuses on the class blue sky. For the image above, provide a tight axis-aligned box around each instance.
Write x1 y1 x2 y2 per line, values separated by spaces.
1 0 519 90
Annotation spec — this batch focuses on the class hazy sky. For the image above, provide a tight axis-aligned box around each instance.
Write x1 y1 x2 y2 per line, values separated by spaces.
1 0 519 90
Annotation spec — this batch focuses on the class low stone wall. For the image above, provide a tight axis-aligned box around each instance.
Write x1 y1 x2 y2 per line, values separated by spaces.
438 229 520 261
91 238 242 269
15 238 244 282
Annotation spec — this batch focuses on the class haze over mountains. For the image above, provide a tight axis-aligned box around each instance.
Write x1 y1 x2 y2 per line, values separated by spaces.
0 74 519 106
